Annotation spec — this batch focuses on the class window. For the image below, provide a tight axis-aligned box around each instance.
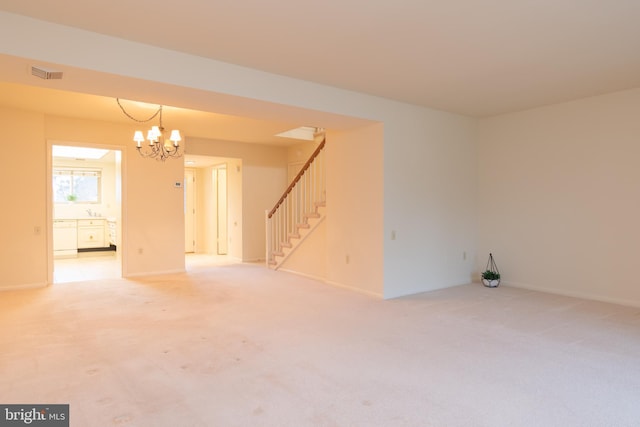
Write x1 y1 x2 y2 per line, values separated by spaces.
53 168 102 203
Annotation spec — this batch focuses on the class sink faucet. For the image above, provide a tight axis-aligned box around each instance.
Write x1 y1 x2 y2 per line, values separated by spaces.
86 209 93 216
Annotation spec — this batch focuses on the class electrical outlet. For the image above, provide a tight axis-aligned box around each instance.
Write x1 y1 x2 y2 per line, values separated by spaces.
345 255 350 264
391 230 396 240
463 251 467 260
138 248 144 254
34 226 41 235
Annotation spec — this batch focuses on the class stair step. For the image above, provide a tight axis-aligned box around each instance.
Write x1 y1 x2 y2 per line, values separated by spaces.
269 198 326 269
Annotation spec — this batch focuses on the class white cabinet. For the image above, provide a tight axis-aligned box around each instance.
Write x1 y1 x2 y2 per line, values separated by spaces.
77 219 106 248
54 218 109 254
53 220 78 257
107 219 116 246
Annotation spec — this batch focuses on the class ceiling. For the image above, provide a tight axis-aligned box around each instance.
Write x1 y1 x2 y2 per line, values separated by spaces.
0 78 312 147
1 1 640 123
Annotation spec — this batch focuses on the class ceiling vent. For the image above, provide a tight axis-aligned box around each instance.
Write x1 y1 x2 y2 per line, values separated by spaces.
31 66 63 80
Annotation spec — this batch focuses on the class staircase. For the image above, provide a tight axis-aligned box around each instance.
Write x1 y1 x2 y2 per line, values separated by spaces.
266 137 326 269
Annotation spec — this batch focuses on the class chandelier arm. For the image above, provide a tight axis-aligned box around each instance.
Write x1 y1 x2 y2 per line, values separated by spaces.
117 98 162 123
117 98 181 161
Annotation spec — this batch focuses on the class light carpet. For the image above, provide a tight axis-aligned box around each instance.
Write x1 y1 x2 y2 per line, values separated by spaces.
1 262 640 426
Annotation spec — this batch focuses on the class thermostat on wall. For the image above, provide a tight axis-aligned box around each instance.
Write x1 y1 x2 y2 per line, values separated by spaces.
174 181 183 188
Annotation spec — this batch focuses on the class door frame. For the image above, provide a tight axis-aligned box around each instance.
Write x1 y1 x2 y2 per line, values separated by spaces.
213 164 228 255
46 140 127 284
184 168 196 253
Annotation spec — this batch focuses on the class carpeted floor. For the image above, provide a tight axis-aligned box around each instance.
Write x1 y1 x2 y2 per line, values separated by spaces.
1 262 640 426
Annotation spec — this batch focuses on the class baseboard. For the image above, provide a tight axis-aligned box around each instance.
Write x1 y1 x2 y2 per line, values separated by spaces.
78 246 115 253
325 280 383 299
124 268 186 278
0 282 48 291
502 280 640 309
278 268 382 298
279 268 325 283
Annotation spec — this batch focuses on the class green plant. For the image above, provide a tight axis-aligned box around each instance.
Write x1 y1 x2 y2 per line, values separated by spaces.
66 194 78 202
482 270 500 281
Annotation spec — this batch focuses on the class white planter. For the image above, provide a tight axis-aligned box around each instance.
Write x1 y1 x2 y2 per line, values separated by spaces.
482 279 500 288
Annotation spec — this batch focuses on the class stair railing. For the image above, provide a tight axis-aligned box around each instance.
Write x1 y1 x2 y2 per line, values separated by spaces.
266 138 326 266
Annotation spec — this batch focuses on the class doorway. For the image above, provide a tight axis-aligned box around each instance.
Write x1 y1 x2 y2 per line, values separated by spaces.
185 169 196 253
184 157 235 260
49 143 123 283
212 164 228 255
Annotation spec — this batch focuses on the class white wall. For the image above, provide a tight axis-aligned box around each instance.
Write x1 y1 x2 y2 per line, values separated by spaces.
186 138 287 262
279 115 478 300
226 158 244 260
193 168 207 253
287 141 321 174
0 12 478 296
0 108 186 290
45 115 185 279
478 88 640 306
0 107 48 289
280 124 385 297
125 151 185 276
383 107 478 298
326 125 385 297
195 166 215 255
281 219 327 281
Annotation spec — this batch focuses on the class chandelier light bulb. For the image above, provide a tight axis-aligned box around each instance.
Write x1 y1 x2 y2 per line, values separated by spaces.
170 130 182 146
146 129 157 144
133 131 145 147
117 98 183 161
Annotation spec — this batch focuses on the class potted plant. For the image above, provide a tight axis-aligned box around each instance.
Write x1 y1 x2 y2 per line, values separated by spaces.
66 194 78 203
481 270 500 288
481 253 500 288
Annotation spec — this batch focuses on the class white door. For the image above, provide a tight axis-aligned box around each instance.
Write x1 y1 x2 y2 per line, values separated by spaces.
215 166 228 255
184 169 196 253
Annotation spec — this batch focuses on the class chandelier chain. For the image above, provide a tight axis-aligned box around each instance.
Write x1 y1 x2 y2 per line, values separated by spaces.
116 98 162 124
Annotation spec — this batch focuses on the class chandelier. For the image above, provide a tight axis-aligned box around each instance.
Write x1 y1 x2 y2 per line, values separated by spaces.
117 98 182 161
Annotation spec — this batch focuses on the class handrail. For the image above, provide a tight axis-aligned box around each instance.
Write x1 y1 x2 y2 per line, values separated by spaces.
266 136 326 268
268 137 326 218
